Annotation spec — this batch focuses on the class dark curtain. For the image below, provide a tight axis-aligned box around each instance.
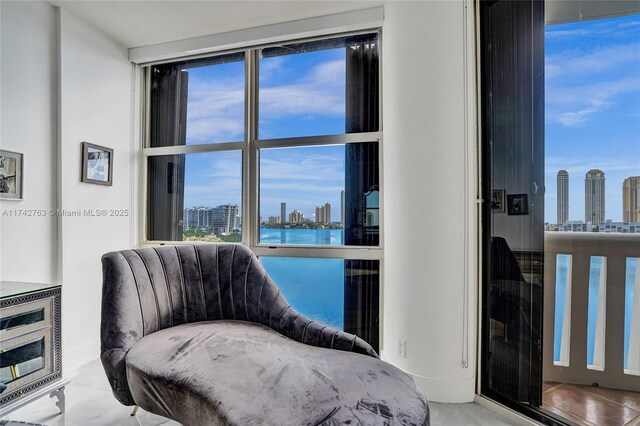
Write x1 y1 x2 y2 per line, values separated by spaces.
344 260 379 352
344 38 380 352
148 66 188 241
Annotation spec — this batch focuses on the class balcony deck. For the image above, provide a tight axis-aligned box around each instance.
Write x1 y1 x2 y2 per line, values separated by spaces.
543 232 640 425
543 381 640 426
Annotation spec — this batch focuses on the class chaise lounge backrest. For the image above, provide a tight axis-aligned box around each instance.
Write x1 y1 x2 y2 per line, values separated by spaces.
101 244 377 406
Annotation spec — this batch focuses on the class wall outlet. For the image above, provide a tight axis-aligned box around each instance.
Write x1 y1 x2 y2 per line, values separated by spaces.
397 338 407 358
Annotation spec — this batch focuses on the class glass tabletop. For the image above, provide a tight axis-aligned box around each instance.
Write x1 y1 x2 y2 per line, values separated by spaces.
0 281 61 299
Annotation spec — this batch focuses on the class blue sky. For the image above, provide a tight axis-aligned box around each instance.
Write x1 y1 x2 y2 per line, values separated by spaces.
180 15 639 225
182 48 347 220
545 14 640 223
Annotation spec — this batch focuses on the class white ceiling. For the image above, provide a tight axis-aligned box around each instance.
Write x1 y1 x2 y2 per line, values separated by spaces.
50 1 384 49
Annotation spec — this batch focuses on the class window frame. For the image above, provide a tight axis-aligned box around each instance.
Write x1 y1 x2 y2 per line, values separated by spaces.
139 29 384 264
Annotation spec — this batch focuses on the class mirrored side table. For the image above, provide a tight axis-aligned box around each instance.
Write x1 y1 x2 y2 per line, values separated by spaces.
0 282 68 418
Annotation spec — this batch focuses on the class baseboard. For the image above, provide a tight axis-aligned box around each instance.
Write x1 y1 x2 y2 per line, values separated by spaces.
410 373 476 403
474 395 543 426
63 338 99 375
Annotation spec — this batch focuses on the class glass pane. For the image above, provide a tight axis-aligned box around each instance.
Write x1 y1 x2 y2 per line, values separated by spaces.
0 308 44 331
259 143 379 246
542 10 640 418
587 256 606 369
481 0 544 407
625 257 639 373
259 33 379 139
147 151 242 241
0 338 44 384
150 52 245 147
259 257 379 351
554 254 571 365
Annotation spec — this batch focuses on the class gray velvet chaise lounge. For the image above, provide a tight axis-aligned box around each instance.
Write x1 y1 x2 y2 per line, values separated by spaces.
101 244 430 425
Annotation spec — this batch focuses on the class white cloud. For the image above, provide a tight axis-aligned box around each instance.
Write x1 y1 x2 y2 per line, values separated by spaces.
260 59 346 118
184 58 347 142
260 182 342 193
185 77 245 143
184 178 242 208
546 43 640 79
619 21 640 28
546 77 640 126
260 149 344 182
545 157 639 176
545 29 592 39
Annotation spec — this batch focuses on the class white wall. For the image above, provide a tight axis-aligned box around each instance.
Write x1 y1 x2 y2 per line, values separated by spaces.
382 1 477 402
0 2 134 372
0 1 58 283
58 8 133 371
1 1 479 402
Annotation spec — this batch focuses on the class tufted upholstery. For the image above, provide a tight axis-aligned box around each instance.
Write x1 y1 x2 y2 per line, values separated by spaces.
100 244 378 406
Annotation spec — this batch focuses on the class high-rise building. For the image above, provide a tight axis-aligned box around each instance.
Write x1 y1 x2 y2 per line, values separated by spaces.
585 169 605 224
340 190 345 224
280 202 286 223
557 170 569 224
289 209 304 223
210 204 240 234
623 176 640 223
184 206 211 229
184 205 239 233
268 216 281 225
314 203 331 224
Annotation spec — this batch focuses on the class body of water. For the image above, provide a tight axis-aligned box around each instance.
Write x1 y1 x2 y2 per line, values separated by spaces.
258 228 638 369
260 228 346 330
260 227 344 246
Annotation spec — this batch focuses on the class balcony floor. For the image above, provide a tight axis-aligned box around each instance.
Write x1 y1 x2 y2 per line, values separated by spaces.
543 381 640 426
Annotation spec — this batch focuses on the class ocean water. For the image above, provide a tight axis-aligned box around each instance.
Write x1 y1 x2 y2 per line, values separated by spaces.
259 228 346 330
554 255 637 369
259 228 638 369
260 227 344 246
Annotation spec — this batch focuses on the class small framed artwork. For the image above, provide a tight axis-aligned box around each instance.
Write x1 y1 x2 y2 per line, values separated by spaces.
0 150 24 200
507 193 529 215
490 189 505 212
81 142 113 186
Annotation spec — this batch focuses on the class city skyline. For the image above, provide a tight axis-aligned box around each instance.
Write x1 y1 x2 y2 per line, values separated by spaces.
552 169 640 225
181 48 347 220
545 14 640 223
178 15 639 225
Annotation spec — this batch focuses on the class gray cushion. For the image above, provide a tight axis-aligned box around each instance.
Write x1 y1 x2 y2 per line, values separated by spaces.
126 320 429 425
101 245 376 406
101 244 430 425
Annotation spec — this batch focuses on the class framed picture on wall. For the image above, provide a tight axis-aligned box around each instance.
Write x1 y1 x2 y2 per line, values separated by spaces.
507 193 529 215
490 189 505 212
81 142 113 186
0 150 23 200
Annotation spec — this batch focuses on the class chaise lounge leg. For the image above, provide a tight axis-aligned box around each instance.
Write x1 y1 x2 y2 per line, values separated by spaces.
131 406 139 416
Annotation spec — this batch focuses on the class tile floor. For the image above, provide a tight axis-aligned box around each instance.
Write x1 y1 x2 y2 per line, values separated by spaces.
1 359 513 426
542 381 640 426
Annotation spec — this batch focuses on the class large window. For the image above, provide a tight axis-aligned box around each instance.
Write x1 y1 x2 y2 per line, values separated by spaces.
142 32 382 350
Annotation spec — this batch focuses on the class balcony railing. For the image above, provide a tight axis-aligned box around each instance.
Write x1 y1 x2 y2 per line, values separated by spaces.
543 232 640 391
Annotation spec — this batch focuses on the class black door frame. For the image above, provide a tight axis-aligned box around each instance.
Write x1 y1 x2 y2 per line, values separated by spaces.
478 1 573 424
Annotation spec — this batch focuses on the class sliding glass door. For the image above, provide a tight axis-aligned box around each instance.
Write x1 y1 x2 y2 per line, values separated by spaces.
480 0 547 418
